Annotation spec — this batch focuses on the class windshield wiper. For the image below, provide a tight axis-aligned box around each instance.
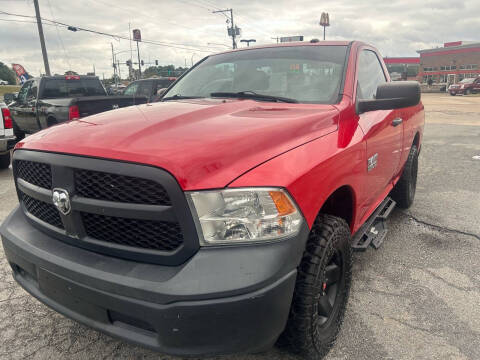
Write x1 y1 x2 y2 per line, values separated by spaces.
210 91 298 103
162 94 204 101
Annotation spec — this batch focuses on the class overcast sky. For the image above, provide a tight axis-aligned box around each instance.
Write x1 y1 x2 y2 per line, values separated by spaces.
0 0 479 78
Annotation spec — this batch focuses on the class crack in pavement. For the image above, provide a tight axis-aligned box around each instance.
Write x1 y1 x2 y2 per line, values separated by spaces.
402 212 480 240
369 311 434 334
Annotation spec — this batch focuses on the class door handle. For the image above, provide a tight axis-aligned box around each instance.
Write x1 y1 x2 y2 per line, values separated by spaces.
392 118 403 127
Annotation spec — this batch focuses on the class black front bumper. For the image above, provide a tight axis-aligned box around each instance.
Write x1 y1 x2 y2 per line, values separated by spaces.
1 207 309 356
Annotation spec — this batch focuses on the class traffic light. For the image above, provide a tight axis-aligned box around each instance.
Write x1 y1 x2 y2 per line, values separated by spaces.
155 60 159 65
126 60 132 67
141 60 144 66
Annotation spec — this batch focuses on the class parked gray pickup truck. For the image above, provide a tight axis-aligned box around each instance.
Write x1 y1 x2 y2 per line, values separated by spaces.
5 75 148 140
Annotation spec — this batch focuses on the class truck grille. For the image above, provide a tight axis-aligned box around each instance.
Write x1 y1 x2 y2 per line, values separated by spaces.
22 193 64 229
75 169 171 205
13 151 199 265
82 213 183 251
15 160 52 189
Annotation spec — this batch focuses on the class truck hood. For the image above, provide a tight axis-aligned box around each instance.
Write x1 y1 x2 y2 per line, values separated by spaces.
17 99 339 190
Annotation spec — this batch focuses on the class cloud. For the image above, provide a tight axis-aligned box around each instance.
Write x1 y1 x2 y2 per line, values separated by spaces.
0 0 478 77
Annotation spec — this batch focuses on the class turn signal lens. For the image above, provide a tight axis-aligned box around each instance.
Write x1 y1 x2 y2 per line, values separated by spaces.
269 190 295 216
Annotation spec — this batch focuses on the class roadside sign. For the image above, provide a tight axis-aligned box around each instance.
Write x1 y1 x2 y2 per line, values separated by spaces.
320 12 330 27
12 64 31 84
280 36 304 43
133 29 141 42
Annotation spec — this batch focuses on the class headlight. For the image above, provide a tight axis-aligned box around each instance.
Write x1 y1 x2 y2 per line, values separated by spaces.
187 188 303 246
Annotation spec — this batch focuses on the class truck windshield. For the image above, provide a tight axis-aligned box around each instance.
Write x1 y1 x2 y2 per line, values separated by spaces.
41 78 106 99
165 45 348 104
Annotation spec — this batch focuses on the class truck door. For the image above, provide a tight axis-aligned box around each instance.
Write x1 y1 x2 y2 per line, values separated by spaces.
356 49 403 207
10 80 32 132
137 80 153 103
23 79 40 133
474 78 480 93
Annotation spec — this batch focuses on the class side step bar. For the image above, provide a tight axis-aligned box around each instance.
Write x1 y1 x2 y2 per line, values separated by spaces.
352 197 396 251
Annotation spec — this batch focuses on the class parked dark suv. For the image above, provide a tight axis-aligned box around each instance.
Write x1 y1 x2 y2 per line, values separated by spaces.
123 77 177 102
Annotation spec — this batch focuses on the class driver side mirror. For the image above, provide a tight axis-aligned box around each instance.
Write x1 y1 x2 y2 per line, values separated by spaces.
156 88 167 98
357 81 420 114
3 93 17 104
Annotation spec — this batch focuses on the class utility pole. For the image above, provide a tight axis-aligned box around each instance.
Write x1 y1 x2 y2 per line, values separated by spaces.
33 0 51 76
117 60 121 81
213 8 239 49
136 41 141 79
111 43 117 89
132 29 142 79
230 9 236 49
129 23 133 68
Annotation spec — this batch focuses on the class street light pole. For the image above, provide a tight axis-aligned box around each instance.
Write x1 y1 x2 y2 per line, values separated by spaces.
33 0 51 76
240 39 256 47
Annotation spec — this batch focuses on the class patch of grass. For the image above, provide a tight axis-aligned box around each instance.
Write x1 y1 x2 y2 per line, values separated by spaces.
0 85 20 98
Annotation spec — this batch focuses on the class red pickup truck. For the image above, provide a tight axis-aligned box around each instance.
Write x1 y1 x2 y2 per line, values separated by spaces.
1 41 423 359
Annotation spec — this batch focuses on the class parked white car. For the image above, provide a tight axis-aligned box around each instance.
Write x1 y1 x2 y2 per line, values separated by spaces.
0 80 9 85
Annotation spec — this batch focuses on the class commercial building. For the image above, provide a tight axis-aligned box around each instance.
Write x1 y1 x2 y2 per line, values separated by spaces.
383 57 419 81
417 41 480 85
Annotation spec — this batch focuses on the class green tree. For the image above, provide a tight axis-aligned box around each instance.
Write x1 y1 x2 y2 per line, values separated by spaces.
143 65 186 78
0 62 16 84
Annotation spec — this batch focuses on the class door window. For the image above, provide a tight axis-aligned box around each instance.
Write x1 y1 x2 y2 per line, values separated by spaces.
123 82 139 95
17 81 32 103
26 79 39 101
41 78 105 98
137 81 153 97
357 50 387 100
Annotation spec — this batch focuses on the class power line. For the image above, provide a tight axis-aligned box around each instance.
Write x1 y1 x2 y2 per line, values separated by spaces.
196 0 221 10
174 0 270 40
91 0 196 31
0 18 57 25
46 0 72 70
0 9 218 52
176 0 213 12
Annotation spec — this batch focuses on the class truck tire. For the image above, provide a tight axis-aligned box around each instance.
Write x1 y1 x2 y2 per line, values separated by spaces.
280 214 352 359
47 116 57 127
391 144 418 209
12 120 25 141
0 152 11 169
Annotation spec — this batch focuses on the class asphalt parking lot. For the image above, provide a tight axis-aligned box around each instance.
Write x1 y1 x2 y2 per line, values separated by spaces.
0 93 479 360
